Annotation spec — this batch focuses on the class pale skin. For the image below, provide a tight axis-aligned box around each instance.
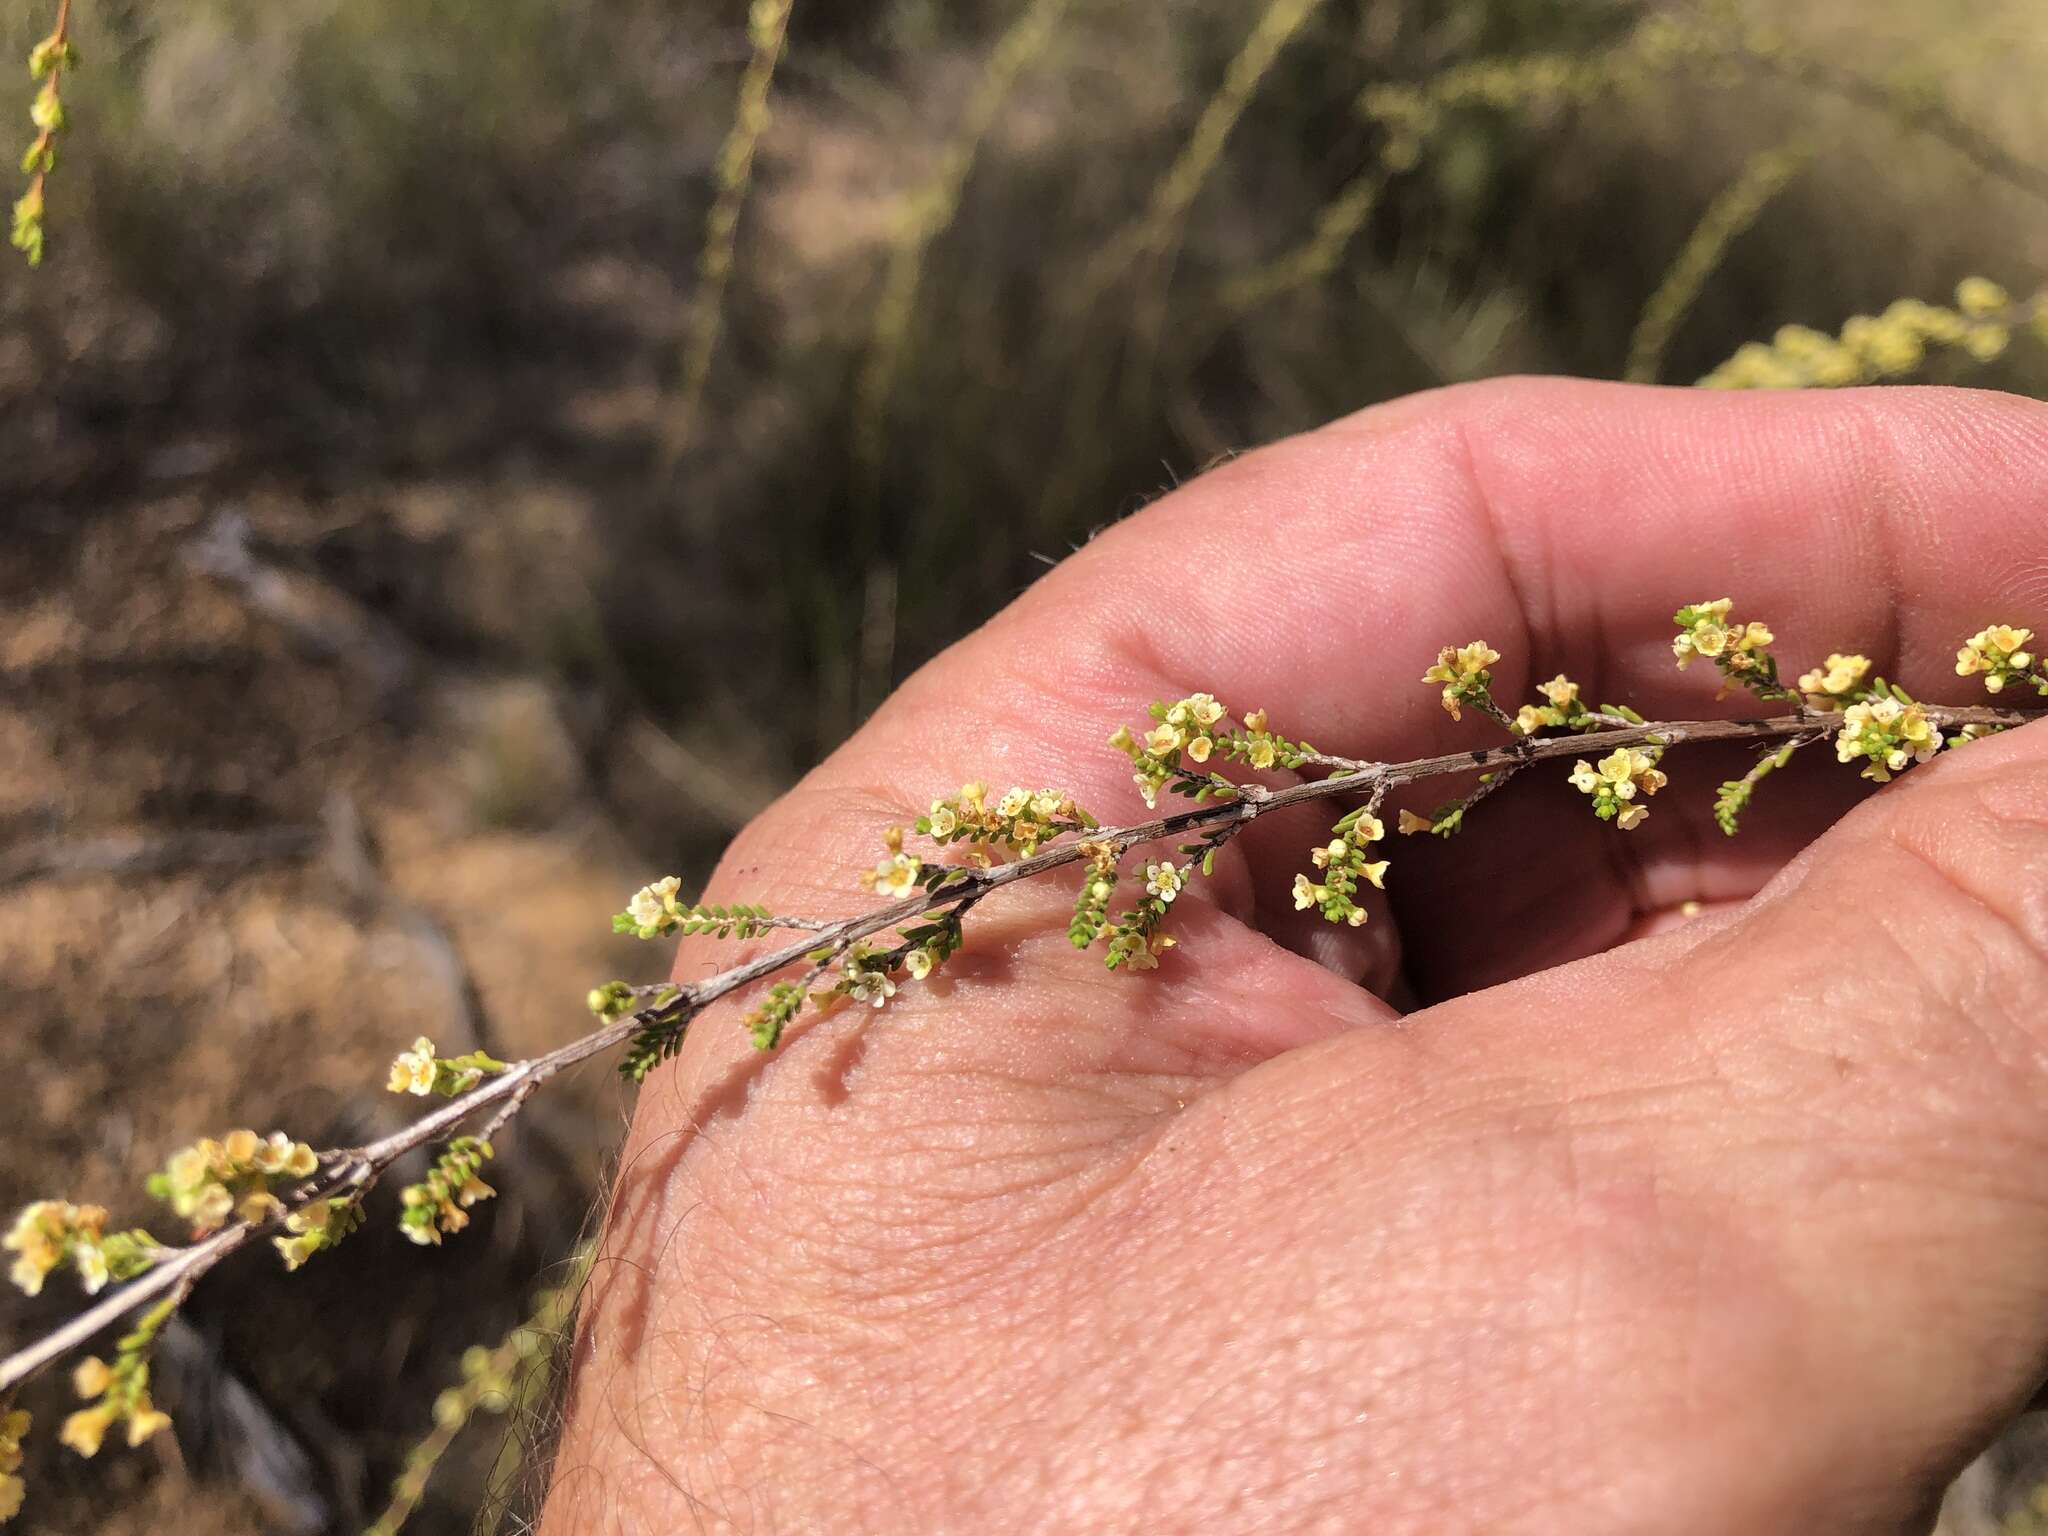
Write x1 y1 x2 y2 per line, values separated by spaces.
544 378 2048 1533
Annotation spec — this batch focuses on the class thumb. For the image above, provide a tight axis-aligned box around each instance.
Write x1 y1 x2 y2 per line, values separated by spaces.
1418 714 2048 1521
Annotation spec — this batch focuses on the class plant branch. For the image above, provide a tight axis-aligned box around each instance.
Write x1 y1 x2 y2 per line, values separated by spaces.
0 700 2033 1396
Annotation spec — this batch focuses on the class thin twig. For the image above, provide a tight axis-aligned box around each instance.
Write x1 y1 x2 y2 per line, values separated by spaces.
1 701 2033 1395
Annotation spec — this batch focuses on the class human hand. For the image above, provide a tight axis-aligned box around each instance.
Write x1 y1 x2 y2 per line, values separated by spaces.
546 378 2048 1534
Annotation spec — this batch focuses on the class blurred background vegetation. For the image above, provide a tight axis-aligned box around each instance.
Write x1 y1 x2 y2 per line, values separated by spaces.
1 0 2045 1529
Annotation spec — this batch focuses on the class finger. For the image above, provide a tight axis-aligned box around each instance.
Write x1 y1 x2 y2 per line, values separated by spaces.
1348 718 2048 1521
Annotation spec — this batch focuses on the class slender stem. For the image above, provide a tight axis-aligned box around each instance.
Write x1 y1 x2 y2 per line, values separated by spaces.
0 701 2032 1394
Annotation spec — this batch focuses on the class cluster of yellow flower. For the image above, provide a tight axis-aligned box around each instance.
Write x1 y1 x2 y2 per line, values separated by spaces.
398 1138 495 1247
4 1200 119 1297
1836 694 1944 783
1293 811 1390 927
0 1409 24 1521
1672 599 1775 679
144 1131 319 1237
1796 652 1871 708
1957 625 2039 696
60 1302 173 1461
1570 747 1669 830
1702 281 2042 390
1114 697 1318 805
386 1036 507 1099
918 782 1096 860
1110 694 1229 809
273 1196 364 1272
1421 642 1502 722
1512 673 1588 735
1216 707 1312 773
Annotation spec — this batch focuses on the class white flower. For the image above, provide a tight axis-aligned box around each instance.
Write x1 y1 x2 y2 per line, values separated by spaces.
997 787 1031 819
1144 723 1183 756
928 802 959 837
1616 803 1649 831
1031 791 1064 820
1184 735 1213 763
847 970 897 1008
627 875 682 934
1144 861 1185 903
904 948 934 981
1184 693 1226 727
867 852 922 899
388 1037 437 1096
72 1240 108 1295
1292 873 1322 911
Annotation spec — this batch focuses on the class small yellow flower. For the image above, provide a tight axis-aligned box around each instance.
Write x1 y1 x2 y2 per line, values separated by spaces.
1397 809 1433 835
904 948 933 981
1144 723 1183 756
1185 693 1226 728
1123 932 1177 972
927 801 959 838
959 783 987 812
124 1407 172 1448
1957 276 2010 317
1107 725 1137 754
1569 760 1600 793
0 1472 21 1522
1031 790 1065 820
1242 709 1268 734
1184 734 1213 764
388 1037 437 1096
865 852 922 899
1360 860 1390 889
1616 803 1649 831
997 787 1031 819
1537 674 1579 709
1310 839 1346 869
72 1357 111 1399
58 1406 113 1459
1292 874 1322 911
1797 652 1870 703
4 1204 61 1297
